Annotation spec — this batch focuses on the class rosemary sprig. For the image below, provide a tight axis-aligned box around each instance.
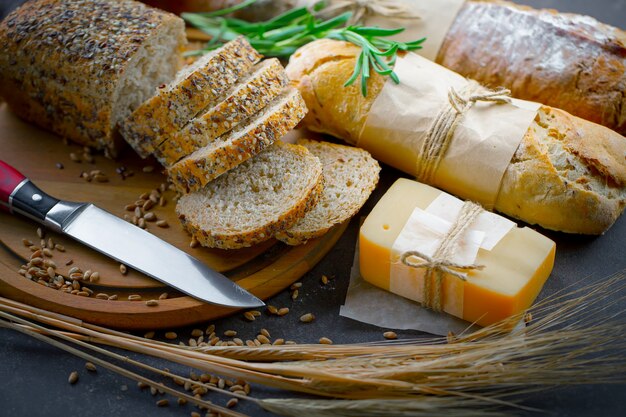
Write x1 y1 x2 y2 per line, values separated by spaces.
182 1 425 96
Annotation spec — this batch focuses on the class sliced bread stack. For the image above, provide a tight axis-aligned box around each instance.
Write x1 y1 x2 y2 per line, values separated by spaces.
120 38 379 249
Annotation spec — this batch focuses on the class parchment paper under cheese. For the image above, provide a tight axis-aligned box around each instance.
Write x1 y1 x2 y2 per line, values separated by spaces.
359 53 541 209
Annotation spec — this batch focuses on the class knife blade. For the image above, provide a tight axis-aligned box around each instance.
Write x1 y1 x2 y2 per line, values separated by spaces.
0 160 264 308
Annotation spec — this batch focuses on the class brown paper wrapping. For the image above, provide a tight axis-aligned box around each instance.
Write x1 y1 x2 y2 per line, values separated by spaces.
359 53 541 209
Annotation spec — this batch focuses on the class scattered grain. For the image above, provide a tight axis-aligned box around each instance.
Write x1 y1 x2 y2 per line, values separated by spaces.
205 324 215 334
243 311 255 321
256 335 270 344
89 271 100 283
144 331 155 339
55 244 65 252
138 218 146 229
319 337 333 345
191 329 203 338
108 294 118 301
156 399 169 407
69 152 81 162
144 212 156 222
300 313 315 323
165 332 177 340
128 294 142 301
224 330 237 337
383 331 397 340
177 398 187 406
277 307 289 316
321 275 329 285
291 289 299 300
267 305 278 315
68 371 79 384
156 220 169 228
158 292 168 300
146 300 159 307
119 264 127 275
42 248 53 258
290 282 302 290
190 236 199 248
22 239 33 247
96 293 109 300
143 165 155 173
85 362 97 372
226 398 238 408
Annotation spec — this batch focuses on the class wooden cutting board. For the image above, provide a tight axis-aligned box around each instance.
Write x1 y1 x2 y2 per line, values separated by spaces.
0 103 348 329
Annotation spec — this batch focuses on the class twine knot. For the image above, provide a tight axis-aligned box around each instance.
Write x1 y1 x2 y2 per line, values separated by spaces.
415 81 512 184
400 201 485 312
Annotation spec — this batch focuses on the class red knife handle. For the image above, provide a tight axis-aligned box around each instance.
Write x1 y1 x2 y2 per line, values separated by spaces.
0 160 59 221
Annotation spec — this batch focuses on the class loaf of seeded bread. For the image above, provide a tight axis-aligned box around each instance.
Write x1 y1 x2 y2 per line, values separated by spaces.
0 0 186 157
276 139 380 245
121 37 261 158
286 39 626 234
168 88 307 194
155 58 289 166
176 141 323 249
437 0 626 136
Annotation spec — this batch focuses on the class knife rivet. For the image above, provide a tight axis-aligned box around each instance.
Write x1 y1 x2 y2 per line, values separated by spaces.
32 194 42 202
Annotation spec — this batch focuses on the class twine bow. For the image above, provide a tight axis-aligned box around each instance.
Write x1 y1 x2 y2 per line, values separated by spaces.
319 0 421 25
416 81 512 184
400 201 485 312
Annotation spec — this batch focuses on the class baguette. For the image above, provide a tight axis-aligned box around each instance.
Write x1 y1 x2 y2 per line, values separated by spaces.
120 37 261 158
438 0 626 135
0 0 186 157
176 141 323 249
286 39 626 234
154 58 289 166
276 139 380 245
195 0 626 135
168 87 307 194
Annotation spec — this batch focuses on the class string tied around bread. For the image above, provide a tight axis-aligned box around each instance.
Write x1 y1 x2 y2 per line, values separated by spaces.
415 81 512 184
400 201 485 312
318 0 421 25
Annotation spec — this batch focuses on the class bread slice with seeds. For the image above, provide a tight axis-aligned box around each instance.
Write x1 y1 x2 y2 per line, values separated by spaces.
120 37 261 158
176 141 324 249
276 140 380 245
168 87 307 194
155 58 289 166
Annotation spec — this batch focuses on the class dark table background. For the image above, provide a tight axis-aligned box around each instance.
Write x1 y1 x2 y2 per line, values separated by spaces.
1 1 625 416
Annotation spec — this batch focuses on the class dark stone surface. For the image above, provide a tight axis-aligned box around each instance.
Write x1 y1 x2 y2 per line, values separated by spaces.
1 1 625 416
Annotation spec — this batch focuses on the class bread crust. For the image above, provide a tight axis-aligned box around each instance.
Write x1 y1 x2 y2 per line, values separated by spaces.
438 0 626 135
121 37 261 158
0 0 186 156
168 88 307 194
286 39 626 234
176 142 324 249
154 58 289 166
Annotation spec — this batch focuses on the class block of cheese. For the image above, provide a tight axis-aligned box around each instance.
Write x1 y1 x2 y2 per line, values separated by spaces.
360 179 555 327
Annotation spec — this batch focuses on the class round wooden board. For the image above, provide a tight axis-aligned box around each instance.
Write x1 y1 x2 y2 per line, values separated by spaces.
0 103 348 329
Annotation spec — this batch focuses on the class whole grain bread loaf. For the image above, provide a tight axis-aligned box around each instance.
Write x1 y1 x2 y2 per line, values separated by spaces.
0 0 187 157
168 87 307 194
155 58 289 166
286 39 626 234
176 141 323 249
121 37 261 158
438 0 626 135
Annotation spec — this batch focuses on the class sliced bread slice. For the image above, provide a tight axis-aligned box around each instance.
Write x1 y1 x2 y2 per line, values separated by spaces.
176 141 324 249
155 58 289 166
276 139 380 245
168 87 307 194
120 37 261 158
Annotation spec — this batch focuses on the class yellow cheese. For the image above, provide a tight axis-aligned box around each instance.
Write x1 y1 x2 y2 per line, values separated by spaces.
360 179 555 327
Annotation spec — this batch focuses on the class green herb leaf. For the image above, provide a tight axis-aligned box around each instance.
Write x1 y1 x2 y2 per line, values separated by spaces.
184 2 426 96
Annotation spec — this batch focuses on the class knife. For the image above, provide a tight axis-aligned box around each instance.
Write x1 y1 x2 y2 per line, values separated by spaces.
0 160 264 308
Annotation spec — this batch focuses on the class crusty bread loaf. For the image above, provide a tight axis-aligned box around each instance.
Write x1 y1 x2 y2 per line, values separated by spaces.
438 0 626 136
0 0 186 157
154 58 289 166
120 37 261 158
286 39 626 234
276 139 380 245
176 141 323 249
168 87 307 194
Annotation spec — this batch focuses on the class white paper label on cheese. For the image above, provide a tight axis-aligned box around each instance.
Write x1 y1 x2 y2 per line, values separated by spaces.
362 0 466 60
360 53 542 209
390 207 484 317
426 194 515 251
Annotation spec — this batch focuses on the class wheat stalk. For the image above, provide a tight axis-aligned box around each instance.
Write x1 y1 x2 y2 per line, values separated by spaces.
1 270 625 416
